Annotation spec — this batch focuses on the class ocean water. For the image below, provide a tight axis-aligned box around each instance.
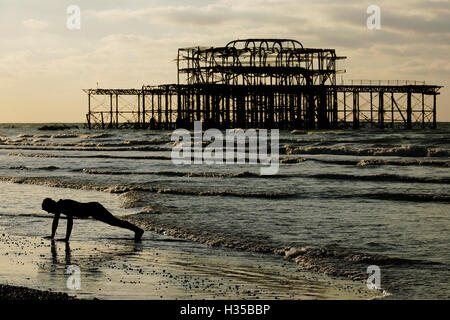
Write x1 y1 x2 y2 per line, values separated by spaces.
0 123 449 299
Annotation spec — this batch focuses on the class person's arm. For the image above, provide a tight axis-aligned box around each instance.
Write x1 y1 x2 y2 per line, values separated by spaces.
44 213 60 239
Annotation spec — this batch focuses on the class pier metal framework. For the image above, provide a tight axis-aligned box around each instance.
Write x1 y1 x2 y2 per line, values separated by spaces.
84 39 442 129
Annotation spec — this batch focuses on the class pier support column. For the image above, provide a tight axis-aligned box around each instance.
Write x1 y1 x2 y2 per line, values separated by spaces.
332 90 338 128
378 92 384 128
205 94 211 128
226 94 230 128
406 92 412 129
165 90 169 129
87 93 91 129
421 94 425 129
391 93 394 128
370 92 373 128
142 90 146 128
116 94 119 128
343 93 346 125
196 93 201 122
317 88 329 129
306 93 316 129
109 94 113 128
137 94 141 128
236 95 245 128
352 91 359 129
433 94 437 129
268 94 274 128
177 86 182 128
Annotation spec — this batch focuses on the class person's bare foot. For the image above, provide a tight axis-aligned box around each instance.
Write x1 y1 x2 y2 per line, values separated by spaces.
135 229 144 241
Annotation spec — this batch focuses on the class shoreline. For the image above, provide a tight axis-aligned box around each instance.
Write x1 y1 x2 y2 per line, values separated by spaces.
0 227 381 300
123 214 397 287
0 178 390 295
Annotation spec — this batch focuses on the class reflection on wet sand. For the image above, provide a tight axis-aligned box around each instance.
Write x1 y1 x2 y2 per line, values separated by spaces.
49 240 71 266
48 239 143 269
38 238 146 297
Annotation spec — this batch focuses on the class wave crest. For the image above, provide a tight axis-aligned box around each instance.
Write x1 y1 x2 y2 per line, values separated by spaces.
285 145 450 158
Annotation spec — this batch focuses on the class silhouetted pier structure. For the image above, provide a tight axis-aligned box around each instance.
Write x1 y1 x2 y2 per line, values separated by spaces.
84 39 442 130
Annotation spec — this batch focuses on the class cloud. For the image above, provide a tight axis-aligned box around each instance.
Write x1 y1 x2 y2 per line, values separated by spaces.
85 0 450 48
87 3 307 30
21 18 49 30
0 0 449 121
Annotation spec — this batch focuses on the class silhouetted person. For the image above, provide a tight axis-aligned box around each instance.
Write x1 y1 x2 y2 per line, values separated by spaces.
41 198 144 242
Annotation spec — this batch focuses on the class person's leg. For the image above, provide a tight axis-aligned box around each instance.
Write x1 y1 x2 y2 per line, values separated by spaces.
93 206 144 240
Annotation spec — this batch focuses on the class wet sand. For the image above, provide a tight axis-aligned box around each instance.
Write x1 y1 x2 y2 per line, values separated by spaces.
0 231 382 300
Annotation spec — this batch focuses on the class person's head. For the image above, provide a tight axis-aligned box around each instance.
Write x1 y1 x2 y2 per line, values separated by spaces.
42 198 57 213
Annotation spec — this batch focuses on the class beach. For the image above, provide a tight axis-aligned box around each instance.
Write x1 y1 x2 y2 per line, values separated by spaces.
0 207 379 300
0 283 74 300
0 123 449 299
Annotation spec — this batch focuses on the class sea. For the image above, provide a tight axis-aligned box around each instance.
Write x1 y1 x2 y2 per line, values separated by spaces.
0 123 449 299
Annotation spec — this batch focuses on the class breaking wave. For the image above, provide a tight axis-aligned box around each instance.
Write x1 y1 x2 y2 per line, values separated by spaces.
9 152 449 169
306 173 450 184
122 215 441 282
285 145 450 158
8 152 172 161
2 175 447 205
0 176 294 199
9 165 60 171
355 159 450 167
81 169 450 184
78 133 114 139
351 193 450 203
280 157 450 167
82 169 262 178
1 145 169 152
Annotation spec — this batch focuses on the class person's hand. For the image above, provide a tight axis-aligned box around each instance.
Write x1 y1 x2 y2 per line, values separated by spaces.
43 236 54 239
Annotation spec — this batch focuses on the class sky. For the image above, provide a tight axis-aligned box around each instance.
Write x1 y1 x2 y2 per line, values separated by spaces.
0 0 449 123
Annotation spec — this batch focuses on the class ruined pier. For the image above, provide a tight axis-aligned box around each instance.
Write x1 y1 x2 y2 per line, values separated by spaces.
84 39 442 130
